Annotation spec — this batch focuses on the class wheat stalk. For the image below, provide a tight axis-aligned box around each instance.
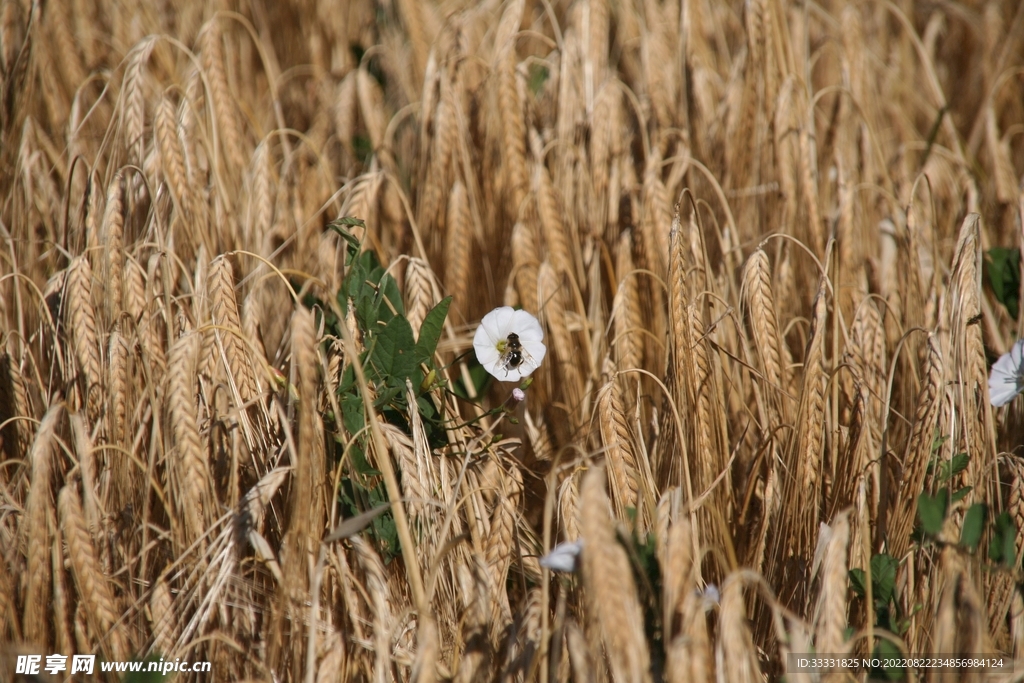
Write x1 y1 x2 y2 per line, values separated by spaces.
22 404 62 645
612 230 643 374
165 332 210 548
889 334 945 558
351 536 393 683
66 255 102 421
740 248 790 412
286 306 326 572
813 511 849 662
580 465 651 683
59 483 127 660
445 178 472 315
0 352 33 461
717 575 760 683
156 95 193 225
511 221 540 315
596 358 640 518
485 463 521 631
496 0 527 217
51 524 74 656
455 552 493 682
101 173 125 328
200 21 244 180
208 256 258 402
791 278 829 547
121 38 156 167
533 161 574 281
149 574 178 656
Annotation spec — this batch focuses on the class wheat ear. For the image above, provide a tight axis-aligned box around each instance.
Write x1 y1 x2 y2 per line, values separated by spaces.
66 255 102 421
23 404 62 645
59 483 127 660
165 333 210 548
102 173 124 328
580 465 652 683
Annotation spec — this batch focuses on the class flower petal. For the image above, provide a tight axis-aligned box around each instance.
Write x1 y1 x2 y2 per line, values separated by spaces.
481 306 517 341
539 539 583 573
510 309 544 342
500 366 527 382
1012 338 1024 368
990 380 1021 407
990 340 1024 407
474 335 502 372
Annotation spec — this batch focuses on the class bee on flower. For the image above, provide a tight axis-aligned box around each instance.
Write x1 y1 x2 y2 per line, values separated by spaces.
473 306 547 382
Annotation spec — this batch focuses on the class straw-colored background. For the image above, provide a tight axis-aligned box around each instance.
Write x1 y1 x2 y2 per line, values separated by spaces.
2 0 1024 680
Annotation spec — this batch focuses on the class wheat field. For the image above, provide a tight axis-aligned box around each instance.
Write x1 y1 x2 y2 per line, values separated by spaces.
2 0 1024 681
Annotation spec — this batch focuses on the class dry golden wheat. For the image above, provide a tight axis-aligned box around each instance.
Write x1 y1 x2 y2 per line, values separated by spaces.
59 483 127 660
580 466 651 683
101 173 125 326
66 255 102 420
3 1 1024 679
165 332 210 548
22 405 61 646
200 21 244 181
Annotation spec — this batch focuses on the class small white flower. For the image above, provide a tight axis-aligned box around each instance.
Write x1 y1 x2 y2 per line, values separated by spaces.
699 584 720 611
539 539 583 573
989 339 1024 407
474 306 547 382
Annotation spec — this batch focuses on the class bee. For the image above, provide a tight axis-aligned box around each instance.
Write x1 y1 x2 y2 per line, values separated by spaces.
499 332 534 376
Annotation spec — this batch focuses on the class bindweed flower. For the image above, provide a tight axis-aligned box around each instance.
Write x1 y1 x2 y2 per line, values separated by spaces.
539 539 583 573
474 306 547 382
699 585 720 611
512 388 526 402
989 339 1024 407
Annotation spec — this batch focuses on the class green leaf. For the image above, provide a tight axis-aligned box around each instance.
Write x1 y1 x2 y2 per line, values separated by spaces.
363 260 404 323
416 395 436 420
349 445 380 478
369 315 418 382
353 134 374 164
930 430 949 453
849 567 867 598
986 247 1021 320
528 63 549 94
917 491 948 536
870 553 898 607
328 217 366 266
934 453 970 484
373 384 402 408
951 486 973 504
415 296 452 363
960 503 987 550
989 512 1017 566
341 391 365 439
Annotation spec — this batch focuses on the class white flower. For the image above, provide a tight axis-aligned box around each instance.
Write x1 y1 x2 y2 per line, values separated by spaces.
539 539 583 573
474 306 547 382
699 584 720 611
989 339 1024 407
